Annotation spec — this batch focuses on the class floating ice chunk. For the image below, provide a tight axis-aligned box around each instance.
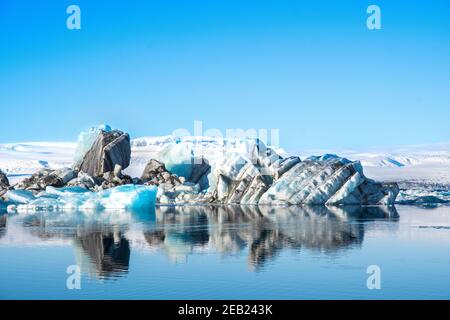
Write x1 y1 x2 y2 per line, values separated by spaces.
5 190 36 204
45 186 89 196
398 195 448 205
79 197 104 211
100 184 157 210
396 187 450 205
157 142 193 179
14 184 157 213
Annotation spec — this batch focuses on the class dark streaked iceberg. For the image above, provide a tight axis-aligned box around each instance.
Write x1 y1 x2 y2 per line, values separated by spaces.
191 141 398 205
73 126 131 178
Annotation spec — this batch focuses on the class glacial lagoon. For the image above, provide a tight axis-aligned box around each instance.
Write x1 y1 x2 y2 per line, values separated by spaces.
0 205 449 299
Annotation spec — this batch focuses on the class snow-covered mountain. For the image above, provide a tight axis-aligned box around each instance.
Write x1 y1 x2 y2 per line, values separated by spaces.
0 142 75 184
298 142 450 168
296 143 450 185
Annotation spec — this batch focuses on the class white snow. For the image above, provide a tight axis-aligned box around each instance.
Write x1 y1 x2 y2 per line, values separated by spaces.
0 141 75 184
297 142 450 184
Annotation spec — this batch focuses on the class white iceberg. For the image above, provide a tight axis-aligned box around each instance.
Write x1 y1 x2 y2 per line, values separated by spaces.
156 142 193 179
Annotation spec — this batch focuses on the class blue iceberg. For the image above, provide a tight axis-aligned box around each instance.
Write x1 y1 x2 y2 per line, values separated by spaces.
5 189 36 204
157 142 193 179
13 184 157 213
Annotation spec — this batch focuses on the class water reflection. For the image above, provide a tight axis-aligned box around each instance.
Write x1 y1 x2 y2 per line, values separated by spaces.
0 205 398 278
154 206 398 269
0 214 7 239
74 230 130 279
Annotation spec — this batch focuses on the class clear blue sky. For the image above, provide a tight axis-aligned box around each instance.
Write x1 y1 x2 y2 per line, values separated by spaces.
1 0 449 150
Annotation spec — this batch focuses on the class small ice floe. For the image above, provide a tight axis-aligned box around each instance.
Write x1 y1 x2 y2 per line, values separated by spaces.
396 186 450 205
5 189 36 204
6 184 157 213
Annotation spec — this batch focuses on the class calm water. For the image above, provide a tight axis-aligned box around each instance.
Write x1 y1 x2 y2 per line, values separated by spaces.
0 205 449 299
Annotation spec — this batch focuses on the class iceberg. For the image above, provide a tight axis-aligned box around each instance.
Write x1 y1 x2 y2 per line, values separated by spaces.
73 126 102 168
45 185 90 196
156 142 193 179
203 140 399 205
73 125 131 178
5 189 36 204
145 137 399 205
396 185 450 205
99 184 157 210
13 184 157 213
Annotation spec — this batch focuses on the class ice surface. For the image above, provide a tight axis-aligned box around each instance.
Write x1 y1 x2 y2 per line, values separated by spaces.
397 186 450 204
98 124 112 132
5 189 36 204
3 135 450 183
156 142 193 179
99 184 157 210
13 184 157 212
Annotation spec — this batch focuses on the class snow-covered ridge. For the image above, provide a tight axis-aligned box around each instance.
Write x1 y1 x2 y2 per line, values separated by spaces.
297 142 450 168
0 142 75 182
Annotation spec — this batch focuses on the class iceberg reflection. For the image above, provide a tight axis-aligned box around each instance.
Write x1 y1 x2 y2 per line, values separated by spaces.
0 205 398 277
74 230 130 279
153 206 398 269
0 214 7 239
